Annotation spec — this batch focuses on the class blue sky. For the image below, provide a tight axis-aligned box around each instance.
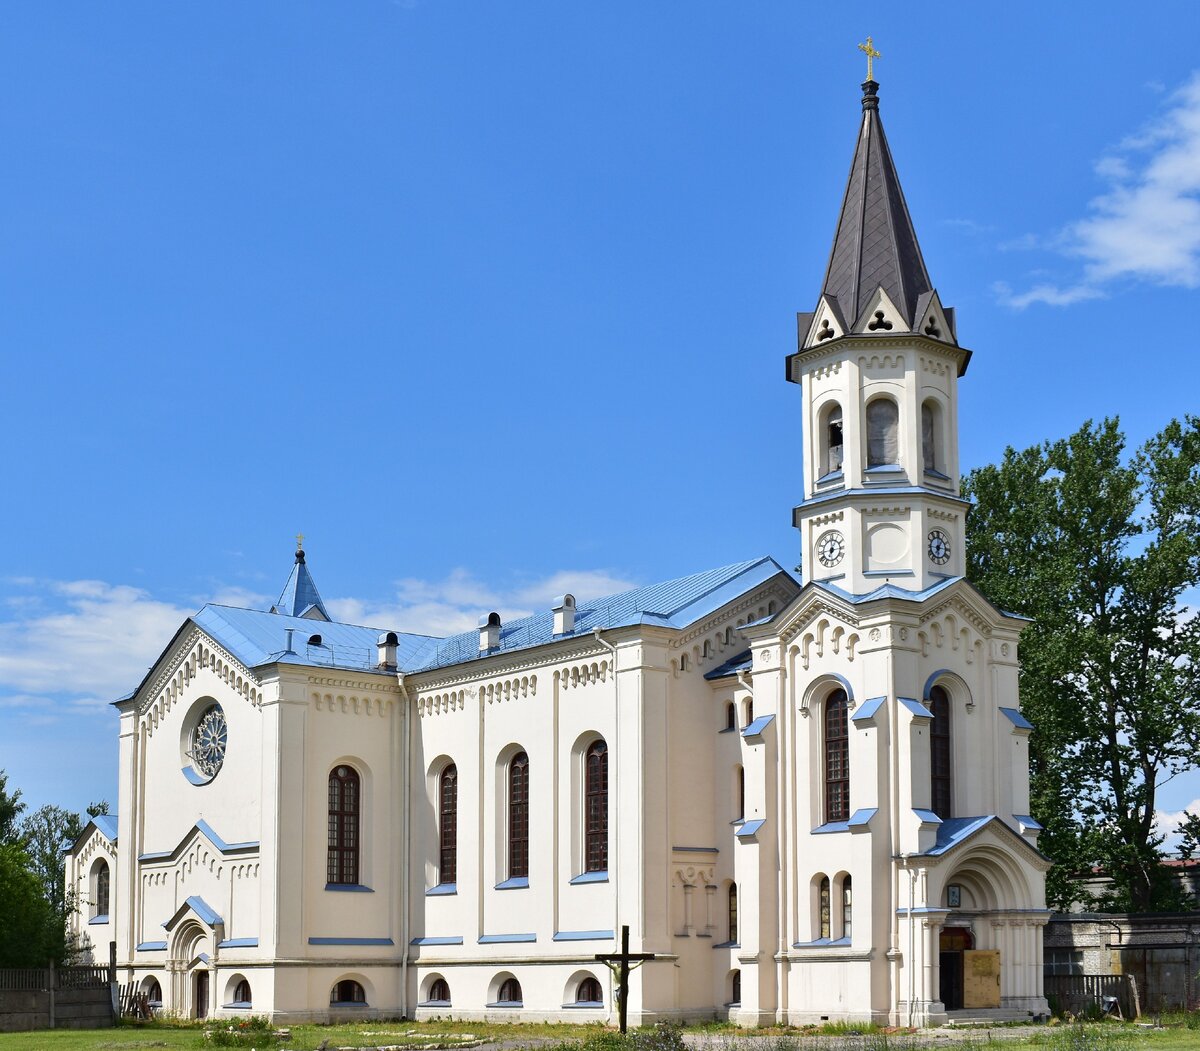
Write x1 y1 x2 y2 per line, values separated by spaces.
1 4 1198 833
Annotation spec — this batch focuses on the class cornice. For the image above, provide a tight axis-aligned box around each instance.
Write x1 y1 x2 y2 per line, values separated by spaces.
789 333 968 382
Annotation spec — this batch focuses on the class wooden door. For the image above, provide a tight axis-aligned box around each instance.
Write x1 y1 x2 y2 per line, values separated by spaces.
963 949 1001 1008
195 970 209 1019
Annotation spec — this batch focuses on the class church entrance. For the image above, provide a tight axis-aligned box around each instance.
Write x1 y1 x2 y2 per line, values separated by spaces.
939 926 974 1010
194 970 209 1019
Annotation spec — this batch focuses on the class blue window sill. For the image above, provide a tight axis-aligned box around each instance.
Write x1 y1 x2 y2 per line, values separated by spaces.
486 1000 523 1008
410 936 463 946
181 765 214 787
863 569 915 577
217 938 259 949
864 464 904 474
816 469 844 484
419 999 452 1008
569 870 608 885
712 941 740 949
924 468 950 481
564 1001 605 1008
223 1002 252 1010
89 915 109 925
479 933 536 944
309 937 394 946
718 726 737 734
554 929 615 942
426 883 457 896
495 877 529 890
792 937 851 948
136 941 167 951
326 883 373 893
812 821 850 834
730 818 745 827
330 1001 368 1008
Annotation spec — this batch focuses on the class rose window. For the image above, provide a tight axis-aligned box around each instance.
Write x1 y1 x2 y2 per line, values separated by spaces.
190 704 228 778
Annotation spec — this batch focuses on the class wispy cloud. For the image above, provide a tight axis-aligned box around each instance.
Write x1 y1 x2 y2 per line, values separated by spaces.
0 567 642 722
1000 72 1200 308
326 567 640 637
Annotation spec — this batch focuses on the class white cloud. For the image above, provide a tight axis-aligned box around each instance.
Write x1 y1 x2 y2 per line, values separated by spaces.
1154 797 1200 852
1001 72 1200 308
326 567 640 637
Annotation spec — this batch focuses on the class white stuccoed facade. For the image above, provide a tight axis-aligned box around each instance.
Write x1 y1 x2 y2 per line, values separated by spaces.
66 76 1050 1026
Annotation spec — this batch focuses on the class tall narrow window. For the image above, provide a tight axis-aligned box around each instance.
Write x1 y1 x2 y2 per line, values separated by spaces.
508 752 529 879
728 883 738 944
841 875 853 941
585 740 608 872
819 876 831 939
94 861 110 917
823 405 844 475
439 764 458 885
730 970 742 1005
930 685 952 819
922 402 938 472
327 765 360 885
824 689 850 823
736 766 745 821
866 399 899 467
725 703 736 730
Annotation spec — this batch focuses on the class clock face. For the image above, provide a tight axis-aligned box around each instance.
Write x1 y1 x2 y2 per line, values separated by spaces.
817 530 846 568
928 529 951 566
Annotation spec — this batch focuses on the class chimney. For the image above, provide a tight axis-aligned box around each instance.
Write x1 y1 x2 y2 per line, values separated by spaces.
284 628 295 654
377 631 399 669
552 594 577 636
479 612 501 652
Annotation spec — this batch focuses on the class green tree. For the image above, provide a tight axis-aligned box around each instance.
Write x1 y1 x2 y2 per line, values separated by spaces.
0 842 55 966
0 769 26 846
965 417 1200 912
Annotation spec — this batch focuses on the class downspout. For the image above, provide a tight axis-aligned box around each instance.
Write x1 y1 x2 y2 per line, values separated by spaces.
592 627 621 980
398 671 412 1017
904 853 915 1028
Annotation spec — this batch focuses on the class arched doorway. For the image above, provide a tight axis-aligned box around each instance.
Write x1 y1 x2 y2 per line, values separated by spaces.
939 926 974 1010
194 969 209 1019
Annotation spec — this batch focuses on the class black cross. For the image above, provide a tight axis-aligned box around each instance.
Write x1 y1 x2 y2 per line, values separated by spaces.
595 925 656 1033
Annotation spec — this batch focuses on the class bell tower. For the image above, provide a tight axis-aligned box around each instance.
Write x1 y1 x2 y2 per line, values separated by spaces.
787 77 971 595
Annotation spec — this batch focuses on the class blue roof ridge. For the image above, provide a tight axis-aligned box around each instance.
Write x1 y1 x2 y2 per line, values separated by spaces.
202 603 444 641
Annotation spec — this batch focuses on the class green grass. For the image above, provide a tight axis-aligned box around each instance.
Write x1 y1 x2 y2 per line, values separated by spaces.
3 1019 1200 1051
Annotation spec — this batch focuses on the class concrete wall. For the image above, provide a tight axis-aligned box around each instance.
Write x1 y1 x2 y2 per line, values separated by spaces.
0 978 113 1032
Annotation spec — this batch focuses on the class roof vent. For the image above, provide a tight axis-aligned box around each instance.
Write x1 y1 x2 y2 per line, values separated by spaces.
308 634 323 647
284 628 295 654
479 612 501 653
552 594 576 636
377 631 399 670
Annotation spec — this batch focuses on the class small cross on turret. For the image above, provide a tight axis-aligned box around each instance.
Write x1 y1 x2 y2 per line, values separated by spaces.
857 35 881 81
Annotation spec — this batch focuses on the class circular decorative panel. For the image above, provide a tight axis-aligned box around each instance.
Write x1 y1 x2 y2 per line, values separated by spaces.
188 704 227 780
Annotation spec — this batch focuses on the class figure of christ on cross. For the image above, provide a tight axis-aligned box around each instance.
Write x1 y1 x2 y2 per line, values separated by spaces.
595 925 657 1034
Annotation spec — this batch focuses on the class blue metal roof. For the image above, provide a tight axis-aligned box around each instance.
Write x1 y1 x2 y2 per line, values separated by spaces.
1000 707 1034 730
190 557 791 678
270 551 331 621
93 815 118 842
704 649 753 681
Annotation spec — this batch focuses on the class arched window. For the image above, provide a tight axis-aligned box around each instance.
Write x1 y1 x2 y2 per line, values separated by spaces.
146 979 162 1007
922 401 941 473
508 751 529 879
728 883 738 944
866 398 899 467
585 740 608 872
725 702 736 730
93 860 110 917
821 404 844 476
439 764 458 885
327 765 360 886
819 876 831 939
730 969 742 1005
824 689 850 823
743 699 754 727
498 977 522 1005
331 979 366 1005
841 875 853 941
930 685 952 819
429 978 451 1004
736 766 745 821
576 976 603 1005
233 979 251 1006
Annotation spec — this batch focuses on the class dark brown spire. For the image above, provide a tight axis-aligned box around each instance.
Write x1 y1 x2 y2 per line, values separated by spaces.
819 80 932 328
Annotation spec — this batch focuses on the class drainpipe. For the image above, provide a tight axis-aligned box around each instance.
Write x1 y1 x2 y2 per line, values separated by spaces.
903 853 915 1027
396 672 412 1018
592 627 621 1000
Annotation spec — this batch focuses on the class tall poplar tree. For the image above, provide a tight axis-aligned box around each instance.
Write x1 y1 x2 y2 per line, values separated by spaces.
964 417 1200 912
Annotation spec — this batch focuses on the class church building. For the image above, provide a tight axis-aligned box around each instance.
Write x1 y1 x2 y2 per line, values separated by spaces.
66 72 1051 1026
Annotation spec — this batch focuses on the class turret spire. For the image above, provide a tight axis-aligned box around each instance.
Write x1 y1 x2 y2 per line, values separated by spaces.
270 539 331 621
819 76 932 329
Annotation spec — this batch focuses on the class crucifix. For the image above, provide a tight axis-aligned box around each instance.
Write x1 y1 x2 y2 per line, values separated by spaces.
295 532 305 552
595 925 656 1034
857 36 881 81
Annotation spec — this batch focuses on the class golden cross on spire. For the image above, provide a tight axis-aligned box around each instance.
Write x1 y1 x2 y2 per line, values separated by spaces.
857 36 881 81
295 532 305 552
